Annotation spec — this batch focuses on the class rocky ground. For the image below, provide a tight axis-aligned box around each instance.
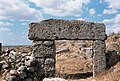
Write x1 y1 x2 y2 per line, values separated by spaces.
0 34 120 81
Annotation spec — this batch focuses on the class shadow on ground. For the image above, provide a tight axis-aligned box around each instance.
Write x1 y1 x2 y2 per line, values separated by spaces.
59 72 93 79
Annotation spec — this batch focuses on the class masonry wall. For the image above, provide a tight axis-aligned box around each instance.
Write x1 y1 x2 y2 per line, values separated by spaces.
32 40 56 77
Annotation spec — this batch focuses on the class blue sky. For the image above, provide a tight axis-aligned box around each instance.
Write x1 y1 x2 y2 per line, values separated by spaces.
0 0 120 45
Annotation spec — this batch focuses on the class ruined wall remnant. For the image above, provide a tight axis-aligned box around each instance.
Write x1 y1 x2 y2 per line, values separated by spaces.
32 40 56 77
28 19 107 78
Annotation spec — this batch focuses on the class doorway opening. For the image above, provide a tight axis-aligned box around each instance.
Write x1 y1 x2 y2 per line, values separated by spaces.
55 40 93 79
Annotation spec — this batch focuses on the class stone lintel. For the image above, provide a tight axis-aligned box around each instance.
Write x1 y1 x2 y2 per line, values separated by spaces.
28 19 106 41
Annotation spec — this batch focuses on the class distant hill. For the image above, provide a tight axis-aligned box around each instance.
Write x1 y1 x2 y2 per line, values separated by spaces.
0 43 10 46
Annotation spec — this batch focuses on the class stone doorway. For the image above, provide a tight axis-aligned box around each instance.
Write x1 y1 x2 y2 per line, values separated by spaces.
28 19 107 78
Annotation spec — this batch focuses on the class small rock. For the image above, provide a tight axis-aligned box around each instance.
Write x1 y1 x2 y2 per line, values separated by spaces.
0 61 4 71
6 76 20 81
33 77 38 81
9 50 16 60
10 70 18 76
27 67 34 72
25 56 37 66
24 78 32 81
27 72 34 78
18 71 27 79
2 63 10 69
17 66 27 72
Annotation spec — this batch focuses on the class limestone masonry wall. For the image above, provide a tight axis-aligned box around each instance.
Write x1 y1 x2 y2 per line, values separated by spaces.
32 40 56 77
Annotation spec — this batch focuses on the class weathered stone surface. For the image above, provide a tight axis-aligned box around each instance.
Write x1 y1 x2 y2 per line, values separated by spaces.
80 47 93 58
32 40 54 46
27 66 34 72
25 56 37 66
2 63 10 69
17 66 27 72
44 58 55 74
6 76 20 81
10 70 18 76
36 58 44 67
28 19 106 40
18 71 27 79
44 64 55 72
28 19 107 78
93 40 106 77
45 58 55 65
32 40 56 58
106 50 120 67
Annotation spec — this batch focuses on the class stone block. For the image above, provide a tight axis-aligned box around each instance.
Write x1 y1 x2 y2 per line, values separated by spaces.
28 19 106 40
44 64 55 72
36 58 44 67
6 76 20 81
44 58 55 73
32 40 56 58
93 40 106 77
25 56 37 66
45 58 55 65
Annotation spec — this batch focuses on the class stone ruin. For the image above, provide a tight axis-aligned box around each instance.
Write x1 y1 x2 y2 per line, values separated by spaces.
28 19 107 78
2 19 107 81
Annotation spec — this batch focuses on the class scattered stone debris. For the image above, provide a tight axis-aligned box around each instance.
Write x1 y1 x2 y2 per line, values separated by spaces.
56 47 69 53
0 48 44 81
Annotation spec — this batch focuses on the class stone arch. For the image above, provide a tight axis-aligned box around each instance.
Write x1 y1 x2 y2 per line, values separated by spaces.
28 19 107 77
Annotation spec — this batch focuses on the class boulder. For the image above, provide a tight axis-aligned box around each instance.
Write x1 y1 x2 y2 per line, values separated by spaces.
25 56 37 66
6 76 20 81
10 70 18 76
18 71 27 79
106 50 120 67
17 66 27 72
27 67 34 72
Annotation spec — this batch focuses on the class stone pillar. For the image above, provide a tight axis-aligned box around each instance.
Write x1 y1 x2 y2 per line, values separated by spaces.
32 40 56 77
0 43 1 55
93 40 106 77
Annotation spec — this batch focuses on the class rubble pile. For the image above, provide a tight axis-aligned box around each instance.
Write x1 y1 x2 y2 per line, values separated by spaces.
0 49 44 81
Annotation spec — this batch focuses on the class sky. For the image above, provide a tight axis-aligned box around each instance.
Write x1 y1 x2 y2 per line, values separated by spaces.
0 0 120 45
